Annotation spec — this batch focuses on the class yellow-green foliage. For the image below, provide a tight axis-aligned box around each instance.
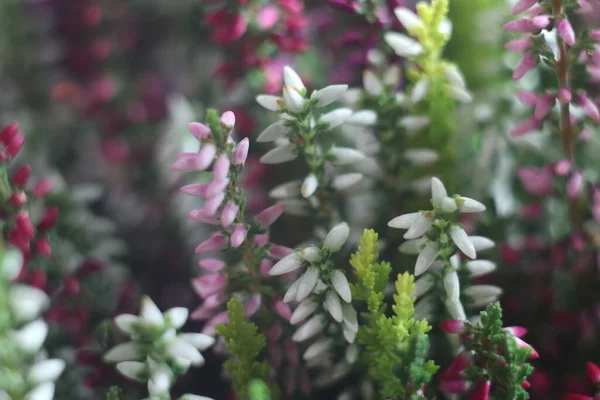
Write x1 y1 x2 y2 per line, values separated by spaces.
215 298 273 400
350 230 437 399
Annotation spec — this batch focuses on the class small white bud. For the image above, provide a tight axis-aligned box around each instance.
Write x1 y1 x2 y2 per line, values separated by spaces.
465 285 503 300
24 382 55 400
269 180 301 199
116 361 146 381
312 84 349 107
260 143 297 164
331 147 366 165
363 70 383 96
167 338 205 366
299 246 322 263
269 252 303 276
114 314 139 335
292 315 325 342
399 116 430 132
342 88 361 107
451 86 474 103
404 213 433 240
456 196 486 213
394 7 423 31
8 285 49 322
303 338 332 361
283 86 305 113
388 212 419 229
411 79 429 104
324 290 343 322
345 344 359 364
0 247 23 281
28 359 66 384
331 270 352 303
346 110 377 126
444 64 466 89
445 297 467 320
431 177 448 208
320 108 353 129
301 174 318 198
165 307 189 329
413 275 434 297
283 66 305 90
342 326 357 343
257 120 288 143
290 298 318 324
415 242 440 276
384 32 423 57
283 277 302 303
383 65 402 86
342 303 358 333
332 173 363 191
443 270 461 303
404 149 439 166
466 260 497 277
398 238 425 254
104 342 142 362
450 226 476 259
178 333 215 351
12 320 48 353
295 267 320 302
324 222 350 252
442 197 458 213
140 296 164 327
469 236 495 252
256 94 283 111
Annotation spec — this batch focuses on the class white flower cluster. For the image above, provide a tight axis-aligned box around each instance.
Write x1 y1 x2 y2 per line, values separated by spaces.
384 6 473 104
257 66 376 218
389 178 502 320
104 296 215 400
269 222 359 386
0 247 65 400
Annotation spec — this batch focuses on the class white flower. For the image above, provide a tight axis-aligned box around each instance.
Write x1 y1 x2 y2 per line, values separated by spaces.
431 177 448 208
312 85 348 107
301 173 319 198
388 212 419 229
384 32 423 57
404 213 434 240
256 94 283 111
363 70 383 96
8 284 49 322
398 237 425 254
104 342 142 362
28 359 66 384
12 320 48 353
179 395 215 400
404 149 439 166
292 315 326 342
332 173 363 191
324 290 343 322
415 242 440 276
257 120 288 142
450 86 473 103
383 65 402 86
394 7 423 31
320 108 353 129
178 333 215 351
140 296 164 327
413 275 434 297
466 260 497 277
450 226 476 259
444 64 466 89
283 277 303 303
269 252 303 276
283 66 305 90
346 110 377 126
331 270 352 302
296 267 320 302
299 246 322 263
443 270 460 303
469 236 495 251
399 116 430 132
0 247 23 281
24 382 55 400
260 143 297 164
115 314 139 334
445 297 467 320
303 339 332 361
283 86 305 113
167 338 205 366
411 79 429 104
291 298 319 324
324 222 350 252
455 196 486 213
331 147 365 165
116 361 146 381
269 180 301 199
165 307 189 329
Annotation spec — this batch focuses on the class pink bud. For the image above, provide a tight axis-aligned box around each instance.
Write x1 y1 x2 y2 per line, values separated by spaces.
36 238 52 257
578 94 600 122
220 201 239 228
274 299 292 321
191 292 224 320
203 192 226 216
505 37 532 52
257 4 280 29
516 90 539 107
554 159 571 176
269 344 283 369
6 133 25 157
213 153 230 181
531 15 551 30
443 351 472 380
284 339 299 366
578 0 593 14
440 380 470 394
511 116 541 136
192 273 227 299
230 224 247 248
590 29 600 40
587 362 600 384
557 18 576 46
202 311 229 336
254 233 270 247
15 211 34 238
513 53 539 81
232 138 249 166
259 258 272 276
439 320 466 334
256 203 286 229
534 93 555 120
205 178 229 199
268 323 283 341
198 258 226 272
269 244 294 259
187 209 219 224
517 166 553 196
503 326 528 338
244 294 262 317
181 183 209 197
504 18 535 33
512 0 537 15
220 111 236 130
194 232 227 253
468 380 490 400
515 337 539 358
567 171 584 199
197 143 217 168
588 65 600 82
558 88 572 103
188 122 211 141
32 179 53 197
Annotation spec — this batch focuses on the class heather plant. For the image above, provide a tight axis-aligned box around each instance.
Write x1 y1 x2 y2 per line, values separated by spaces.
1 0 600 399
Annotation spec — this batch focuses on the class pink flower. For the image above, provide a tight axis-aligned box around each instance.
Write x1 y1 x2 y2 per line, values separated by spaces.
440 380 470 394
534 93 555 120
439 319 467 334
557 18 576 46
220 110 236 130
220 201 239 228
513 53 539 81
256 203 286 228
233 138 250 166
188 122 211 141
230 224 248 248
567 171 584 199
244 294 262 317
257 4 280 29
517 166 553 196
202 311 229 336
512 0 537 15
192 273 227 299
468 380 490 400
268 323 283 341
191 292 226 320
510 116 541 136
274 299 292 320
516 90 539 107
198 258 226 272
181 183 209 197
558 88 573 103
505 37 532 52
195 232 227 253
578 94 600 122
213 153 230 181
203 192 226 216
